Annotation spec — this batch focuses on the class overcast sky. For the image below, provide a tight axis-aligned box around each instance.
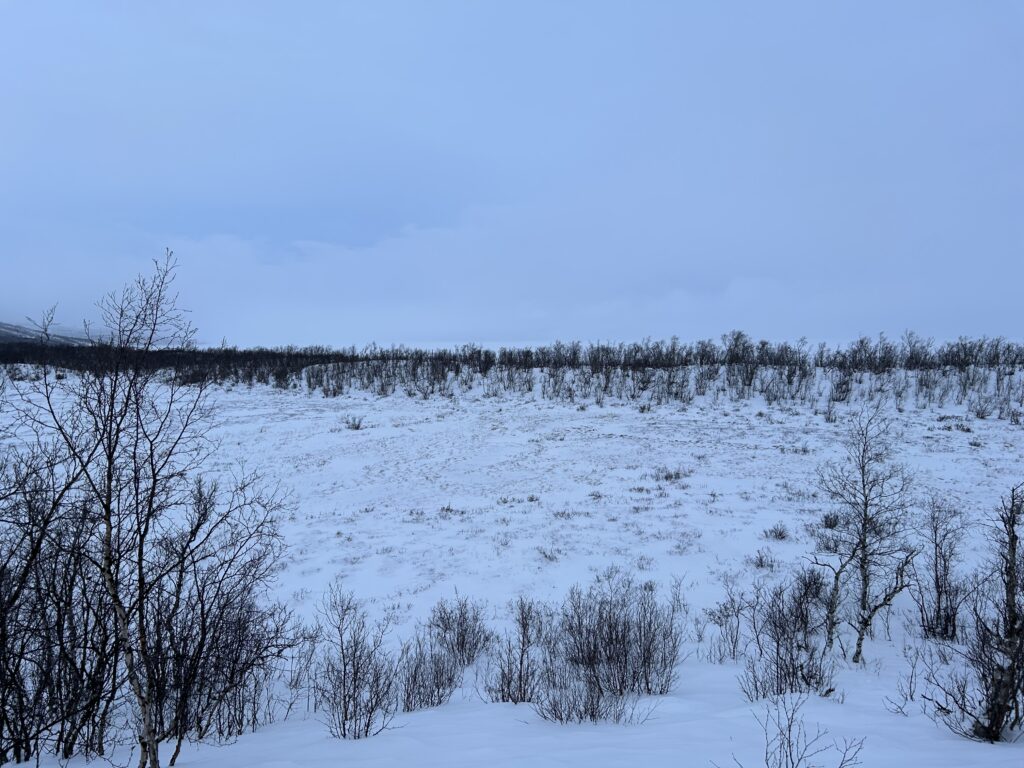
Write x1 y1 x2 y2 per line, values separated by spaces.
1 2 1021 348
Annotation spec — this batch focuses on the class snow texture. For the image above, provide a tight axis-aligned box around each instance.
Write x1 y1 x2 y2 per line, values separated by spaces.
25 384 1024 766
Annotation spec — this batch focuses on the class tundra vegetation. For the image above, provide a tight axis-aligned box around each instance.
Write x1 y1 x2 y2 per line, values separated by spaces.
0 260 1022 766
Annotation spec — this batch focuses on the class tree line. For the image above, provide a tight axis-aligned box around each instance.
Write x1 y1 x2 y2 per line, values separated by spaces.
5 328 1024 419
4 331 1024 387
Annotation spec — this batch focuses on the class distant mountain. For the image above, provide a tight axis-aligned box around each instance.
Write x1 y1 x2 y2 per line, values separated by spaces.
0 322 86 346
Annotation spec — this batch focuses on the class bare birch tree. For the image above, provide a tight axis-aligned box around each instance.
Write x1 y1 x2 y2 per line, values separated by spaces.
813 405 915 663
7 255 291 768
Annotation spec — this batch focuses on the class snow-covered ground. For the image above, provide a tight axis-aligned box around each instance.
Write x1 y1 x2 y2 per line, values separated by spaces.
128 382 1019 768
17 381 1024 767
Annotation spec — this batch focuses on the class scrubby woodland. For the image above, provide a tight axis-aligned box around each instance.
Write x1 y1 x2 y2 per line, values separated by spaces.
5 320 1024 421
1 261 1022 767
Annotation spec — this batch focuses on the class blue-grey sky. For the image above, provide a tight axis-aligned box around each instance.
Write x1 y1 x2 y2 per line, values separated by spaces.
1 2 1021 347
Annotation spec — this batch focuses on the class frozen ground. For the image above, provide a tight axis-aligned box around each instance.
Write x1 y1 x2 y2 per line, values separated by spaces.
39 384 1024 766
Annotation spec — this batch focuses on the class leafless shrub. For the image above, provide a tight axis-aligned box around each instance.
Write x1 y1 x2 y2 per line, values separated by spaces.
429 595 493 668
763 522 791 542
823 399 838 424
705 578 748 664
531 570 686 723
536 545 560 563
884 643 924 717
155 477 299 761
399 628 461 712
968 394 996 420
738 580 834 702
694 362 720 396
278 629 321 721
790 566 829 626
720 694 864 768
747 548 779 572
532 643 641 725
818 511 841 531
828 371 853 404
920 484 1024 742
652 465 692 483
484 597 551 704
314 584 400 739
909 496 970 641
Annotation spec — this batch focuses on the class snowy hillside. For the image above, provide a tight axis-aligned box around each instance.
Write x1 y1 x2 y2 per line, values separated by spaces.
0 322 84 345
5 1 1019 765
119 382 1022 768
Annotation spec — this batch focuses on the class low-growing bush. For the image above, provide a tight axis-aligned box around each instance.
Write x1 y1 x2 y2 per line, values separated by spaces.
429 595 493 667
704 578 747 664
746 548 779 571
532 569 687 723
653 465 692 483
763 522 791 541
314 584 401 739
484 597 551 704
726 694 864 768
400 628 461 712
738 580 834 702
